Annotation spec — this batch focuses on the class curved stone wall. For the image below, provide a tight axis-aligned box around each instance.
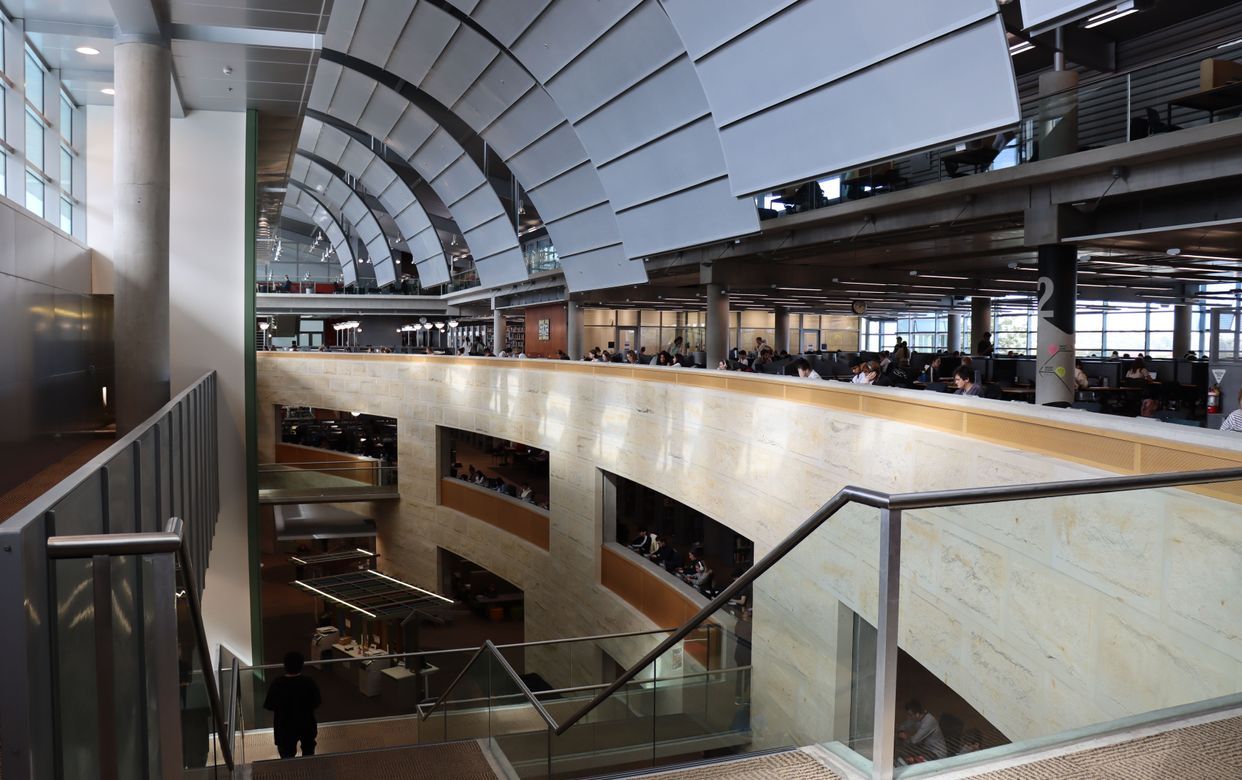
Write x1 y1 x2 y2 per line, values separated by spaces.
257 353 1242 749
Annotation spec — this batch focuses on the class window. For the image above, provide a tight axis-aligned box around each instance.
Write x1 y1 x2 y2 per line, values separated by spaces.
59 93 72 145
59 146 71 192
58 196 71 233
24 47 43 112
25 109 42 170
25 169 43 216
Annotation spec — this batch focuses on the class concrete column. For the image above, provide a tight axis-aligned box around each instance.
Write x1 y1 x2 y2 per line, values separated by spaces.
1037 69 1079 160
970 297 991 355
773 306 790 353
114 41 171 434
1035 244 1077 406
1173 286 1193 357
566 300 584 359
492 306 504 353
706 284 729 369
946 313 962 354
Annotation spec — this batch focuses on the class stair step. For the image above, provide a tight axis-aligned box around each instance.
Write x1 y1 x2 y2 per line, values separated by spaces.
249 740 498 780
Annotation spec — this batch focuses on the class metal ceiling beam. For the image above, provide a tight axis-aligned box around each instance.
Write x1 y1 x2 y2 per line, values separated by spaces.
168 23 322 50
23 19 114 38
107 0 163 39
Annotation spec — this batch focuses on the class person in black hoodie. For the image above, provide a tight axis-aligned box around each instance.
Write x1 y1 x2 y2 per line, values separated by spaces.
876 359 917 389
264 651 322 758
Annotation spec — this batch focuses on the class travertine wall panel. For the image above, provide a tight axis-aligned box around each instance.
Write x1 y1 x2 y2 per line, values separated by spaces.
258 354 1242 749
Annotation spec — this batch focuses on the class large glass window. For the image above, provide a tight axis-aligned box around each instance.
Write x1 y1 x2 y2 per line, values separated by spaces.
59 93 72 145
58 196 71 233
25 109 42 170
25 169 43 216
59 146 71 192
24 47 43 112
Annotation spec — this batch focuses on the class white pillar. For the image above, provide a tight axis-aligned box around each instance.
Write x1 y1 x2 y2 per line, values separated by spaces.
774 306 790 353
493 307 504 353
970 297 992 355
567 300 584 359
114 41 171 433
706 284 729 368
946 313 962 354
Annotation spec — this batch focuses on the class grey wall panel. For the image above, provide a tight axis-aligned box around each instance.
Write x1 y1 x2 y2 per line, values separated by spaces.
448 183 505 231
482 87 562 157
298 119 322 150
317 129 350 163
413 128 467 181
357 82 409 140
560 245 645 291
14 207 54 287
421 26 495 107
473 246 528 287
572 57 710 164
445 0 483 15
308 59 342 110
415 257 451 287
544 203 622 255
509 0 641 82
0 206 14 278
465 216 523 266
615 177 758 257
504 121 588 190
467 0 552 47
407 227 442 262
339 143 374 179
53 235 91 296
322 0 364 51
289 156 310 181
453 55 534 131
324 67 376 125
717 17 1019 195
382 1 459 85
350 0 416 64
526 161 609 222
543 0 683 122
325 178 354 208
376 174 414 213
436 159 492 212
684 0 994 126
660 0 794 60
595 116 725 210
385 106 439 158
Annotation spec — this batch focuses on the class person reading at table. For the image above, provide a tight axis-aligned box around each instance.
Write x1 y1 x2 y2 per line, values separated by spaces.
1126 357 1153 382
953 366 980 396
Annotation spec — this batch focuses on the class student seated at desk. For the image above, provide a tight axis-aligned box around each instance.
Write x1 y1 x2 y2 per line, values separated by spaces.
1126 357 1153 382
791 357 821 380
953 366 981 396
1221 389 1242 432
1074 360 1090 390
855 360 881 385
628 528 653 554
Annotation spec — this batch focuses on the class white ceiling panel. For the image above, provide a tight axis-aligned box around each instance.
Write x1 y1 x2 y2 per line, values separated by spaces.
454 55 535 131
559 244 646 292
468 0 554 47
481 88 563 157
544 0 683 122
659 0 794 60
385 1 461 84
357 84 409 139
448 183 505 230
326 67 377 123
543 203 622 256
412 128 465 181
473 246 528 287
505 122 589 190
595 117 726 210
322 0 365 51
421 26 496 107
687 0 994 126
572 57 709 165
415 256 451 287
465 216 524 266
385 106 439 158
718 17 1019 195
349 0 416 64
510 0 641 82
526 162 609 222
614 177 758 257
434 157 490 210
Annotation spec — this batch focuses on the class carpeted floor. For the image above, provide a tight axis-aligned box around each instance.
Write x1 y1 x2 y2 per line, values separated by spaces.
635 750 841 780
249 740 497 779
968 715 1242 780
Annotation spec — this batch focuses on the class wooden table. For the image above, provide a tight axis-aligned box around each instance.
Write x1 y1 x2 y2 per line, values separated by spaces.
1167 81 1242 125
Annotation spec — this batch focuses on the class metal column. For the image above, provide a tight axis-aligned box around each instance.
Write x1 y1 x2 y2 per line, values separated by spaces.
706 284 730 369
1035 244 1077 406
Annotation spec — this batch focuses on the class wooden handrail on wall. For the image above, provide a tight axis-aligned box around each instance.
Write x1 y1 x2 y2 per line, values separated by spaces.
440 478 551 550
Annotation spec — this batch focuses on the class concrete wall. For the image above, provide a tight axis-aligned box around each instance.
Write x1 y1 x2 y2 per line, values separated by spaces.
87 106 252 663
256 354 1242 749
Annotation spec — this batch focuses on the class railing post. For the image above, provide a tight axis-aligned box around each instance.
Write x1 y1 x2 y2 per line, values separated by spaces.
93 554 119 780
871 508 902 780
150 550 184 778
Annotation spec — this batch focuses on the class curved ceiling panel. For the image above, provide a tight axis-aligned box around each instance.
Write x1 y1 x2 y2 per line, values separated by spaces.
281 189 359 286
299 117 452 287
660 0 1020 195
290 154 400 288
324 0 646 291
309 58 527 288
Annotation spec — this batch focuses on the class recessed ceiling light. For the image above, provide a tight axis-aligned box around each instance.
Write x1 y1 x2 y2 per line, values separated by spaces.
76 46 101 56
1166 247 1181 256
101 87 115 95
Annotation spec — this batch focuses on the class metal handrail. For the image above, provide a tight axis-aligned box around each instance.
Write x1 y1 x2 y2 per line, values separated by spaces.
417 641 559 730
45 516 235 771
554 465 1242 738
225 657 240 760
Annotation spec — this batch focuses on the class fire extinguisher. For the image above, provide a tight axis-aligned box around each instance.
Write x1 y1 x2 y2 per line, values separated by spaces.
1208 384 1221 415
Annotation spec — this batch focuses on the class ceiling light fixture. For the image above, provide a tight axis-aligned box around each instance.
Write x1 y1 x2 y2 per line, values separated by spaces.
1083 2 1138 29
101 87 115 96
75 46 101 56
1008 41 1034 55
